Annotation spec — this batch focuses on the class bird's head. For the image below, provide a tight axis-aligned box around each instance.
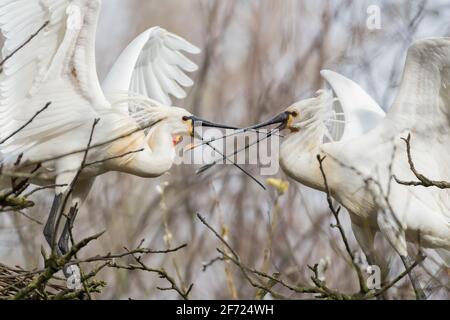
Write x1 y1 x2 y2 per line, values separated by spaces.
131 102 237 147
154 106 195 141
112 95 237 150
175 107 237 134
163 106 237 140
242 90 334 136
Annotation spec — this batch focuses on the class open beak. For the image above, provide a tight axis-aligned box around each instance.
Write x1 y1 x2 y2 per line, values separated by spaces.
187 116 238 137
241 111 292 131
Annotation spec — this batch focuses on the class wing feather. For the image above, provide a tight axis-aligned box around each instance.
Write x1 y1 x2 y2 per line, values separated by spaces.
387 38 450 128
321 70 385 142
0 0 109 160
387 38 450 205
103 26 200 106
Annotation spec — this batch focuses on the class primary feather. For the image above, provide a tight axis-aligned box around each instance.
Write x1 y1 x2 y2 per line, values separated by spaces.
0 0 108 161
0 0 200 164
102 26 200 106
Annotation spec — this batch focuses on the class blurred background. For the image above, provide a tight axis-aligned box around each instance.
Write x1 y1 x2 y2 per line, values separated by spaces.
1 0 449 299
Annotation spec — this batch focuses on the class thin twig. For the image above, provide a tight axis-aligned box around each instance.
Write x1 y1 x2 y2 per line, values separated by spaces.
366 255 424 299
197 213 239 259
0 21 50 71
23 184 68 198
69 243 187 266
51 119 100 253
394 134 450 189
317 155 368 294
84 149 144 167
0 103 51 145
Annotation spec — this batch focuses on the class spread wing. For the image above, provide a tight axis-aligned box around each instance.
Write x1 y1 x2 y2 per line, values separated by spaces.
331 39 450 198
0 0 109 159
102 27 200 106
388 38 450 214
385 38 450 180
387 38 450 130
323 40 450 257
321 70 385 142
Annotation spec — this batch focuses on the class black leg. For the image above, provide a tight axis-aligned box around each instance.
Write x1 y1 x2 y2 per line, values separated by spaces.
400 255 426 300
58 205 79 255
57 204 79 279
43 193 63 256
43 192 83 284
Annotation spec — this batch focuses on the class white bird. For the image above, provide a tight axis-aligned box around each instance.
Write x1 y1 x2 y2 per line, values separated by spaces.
0 0 231 257
248 38 450 299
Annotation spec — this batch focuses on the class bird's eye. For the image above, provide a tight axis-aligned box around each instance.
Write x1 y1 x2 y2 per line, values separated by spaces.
291 111 299 117
182 116 190 121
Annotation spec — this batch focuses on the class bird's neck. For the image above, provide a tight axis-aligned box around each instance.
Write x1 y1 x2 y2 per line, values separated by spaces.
108 123 176 178
280 128 329 192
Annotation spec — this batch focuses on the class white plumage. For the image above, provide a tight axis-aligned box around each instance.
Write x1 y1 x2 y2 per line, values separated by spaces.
0 0 201 169
0 0 223 258
250 38 450 299
321 69 386 141
103 26 200 105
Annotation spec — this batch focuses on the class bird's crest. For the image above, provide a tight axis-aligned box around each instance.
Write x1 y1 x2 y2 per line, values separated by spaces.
291 90 338 143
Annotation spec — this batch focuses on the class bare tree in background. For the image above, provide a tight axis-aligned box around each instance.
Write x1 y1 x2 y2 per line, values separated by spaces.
1 0 449 299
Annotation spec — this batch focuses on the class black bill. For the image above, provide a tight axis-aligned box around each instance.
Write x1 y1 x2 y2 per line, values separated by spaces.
188 116 238 130
241 111 292 131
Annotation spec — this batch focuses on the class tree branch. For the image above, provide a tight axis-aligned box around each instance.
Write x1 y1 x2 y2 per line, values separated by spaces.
394 134 450 189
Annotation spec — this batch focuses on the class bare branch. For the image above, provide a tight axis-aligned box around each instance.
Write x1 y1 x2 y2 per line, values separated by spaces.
0 102 51 145
394 134 450 189
0 21 49 72
316 154 369 294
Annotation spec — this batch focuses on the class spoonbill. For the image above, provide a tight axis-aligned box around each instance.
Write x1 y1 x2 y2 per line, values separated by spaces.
247 38 450 299
0 0 233 257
